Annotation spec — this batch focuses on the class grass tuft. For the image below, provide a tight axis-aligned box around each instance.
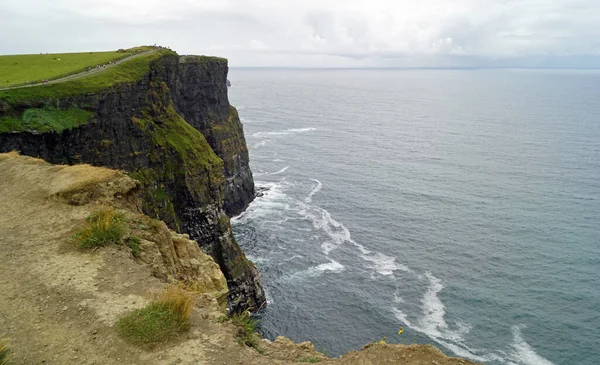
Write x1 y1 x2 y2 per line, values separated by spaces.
116 286 195 347
0 337 10 365
230 311 261 351
73 207 125 249
125 236 141 258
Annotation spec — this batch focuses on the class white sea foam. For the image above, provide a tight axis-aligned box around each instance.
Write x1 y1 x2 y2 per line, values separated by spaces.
419 272 449 338
268 166 290 175
298 204 348 251
252 127 316 138
253 140 268 149
264 288 274 305
305 179 322 203
285 259 345 282
245 254 269 265
232 181 290 224
509 325 555 365
310 260 345 275
392 305 493 363
361 252 409 276
390 272 529 364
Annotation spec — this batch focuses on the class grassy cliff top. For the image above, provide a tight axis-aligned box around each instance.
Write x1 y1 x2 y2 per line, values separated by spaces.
0 46 155 88
179 55 227 64
0 48 176 107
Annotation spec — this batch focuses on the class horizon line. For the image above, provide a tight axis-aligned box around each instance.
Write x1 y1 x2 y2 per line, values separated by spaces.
229 66 600 70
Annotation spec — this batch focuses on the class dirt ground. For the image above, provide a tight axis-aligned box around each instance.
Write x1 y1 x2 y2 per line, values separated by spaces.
0 152 481 365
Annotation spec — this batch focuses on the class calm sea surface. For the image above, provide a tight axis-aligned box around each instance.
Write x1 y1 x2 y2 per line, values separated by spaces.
228 68 600 365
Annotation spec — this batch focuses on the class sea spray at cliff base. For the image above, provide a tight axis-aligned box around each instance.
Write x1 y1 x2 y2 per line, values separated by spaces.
229 68 600 365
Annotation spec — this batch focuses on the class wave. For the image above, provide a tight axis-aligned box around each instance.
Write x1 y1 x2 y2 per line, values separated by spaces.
232 181 290 224
509 325 555 365
391 274 554 365
305 179 322 203
268 166 290 175
252 127 316 138
284 259 345 282
253 140 268 149
362 252 409 276
420 272 450 339
391 273 494 363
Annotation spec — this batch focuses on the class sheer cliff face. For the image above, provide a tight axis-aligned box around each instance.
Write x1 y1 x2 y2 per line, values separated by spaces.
0 53 264 312
174 56 254 217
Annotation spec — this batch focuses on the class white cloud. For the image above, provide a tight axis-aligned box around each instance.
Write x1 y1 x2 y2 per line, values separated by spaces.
2 0 600 67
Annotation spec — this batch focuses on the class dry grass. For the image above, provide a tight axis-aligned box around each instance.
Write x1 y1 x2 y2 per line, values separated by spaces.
73 207 126 249
154 285 196 323
0 337 11 365
0 152 123 197
48 163 121 197
116 286 196 347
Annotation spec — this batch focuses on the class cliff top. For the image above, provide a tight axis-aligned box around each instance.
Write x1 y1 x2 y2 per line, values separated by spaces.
0 151 481 364
0 46 155 88
0 48 173 108
179 55 227 64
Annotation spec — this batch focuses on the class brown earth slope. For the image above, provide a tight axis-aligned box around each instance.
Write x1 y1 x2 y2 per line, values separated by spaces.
0 152 481 365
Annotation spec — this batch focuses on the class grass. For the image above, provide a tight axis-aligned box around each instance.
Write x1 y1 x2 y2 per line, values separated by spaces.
0 107 92 133
0 46 155 87
0 49 175 107
73 207 126 249
116 286 195 347
230 311 261 351
125 236 142 258
0 337 10 365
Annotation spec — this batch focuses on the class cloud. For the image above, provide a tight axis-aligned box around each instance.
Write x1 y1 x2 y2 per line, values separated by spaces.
2 0 600 67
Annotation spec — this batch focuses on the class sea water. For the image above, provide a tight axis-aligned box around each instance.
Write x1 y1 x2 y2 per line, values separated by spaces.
228 68 600 365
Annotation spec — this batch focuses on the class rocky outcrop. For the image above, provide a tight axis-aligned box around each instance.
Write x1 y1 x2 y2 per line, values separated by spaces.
0 51 264 313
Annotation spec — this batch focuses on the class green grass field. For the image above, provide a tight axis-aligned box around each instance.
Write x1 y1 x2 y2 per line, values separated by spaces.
0 46 154 87
0 49 174 108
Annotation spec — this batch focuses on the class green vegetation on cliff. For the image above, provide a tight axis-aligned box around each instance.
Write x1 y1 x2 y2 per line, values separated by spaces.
0 107 92 133
129 81 225 229
0 49 175 107
0 336 10 365
73 207 126 249
116 286 195 347
0 46 155 88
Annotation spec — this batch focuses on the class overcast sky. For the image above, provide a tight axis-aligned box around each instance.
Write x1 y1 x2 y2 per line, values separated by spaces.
2 0 600 67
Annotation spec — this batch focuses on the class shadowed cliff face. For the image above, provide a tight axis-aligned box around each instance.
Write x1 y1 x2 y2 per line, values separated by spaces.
0 53 264 313
174 56 255 216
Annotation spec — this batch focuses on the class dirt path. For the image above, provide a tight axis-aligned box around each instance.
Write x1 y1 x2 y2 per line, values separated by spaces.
0 50 156 90
0 153 480 365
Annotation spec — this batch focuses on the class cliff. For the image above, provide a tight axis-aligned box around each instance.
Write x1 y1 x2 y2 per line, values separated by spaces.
0 49 263 312
0 152 481 365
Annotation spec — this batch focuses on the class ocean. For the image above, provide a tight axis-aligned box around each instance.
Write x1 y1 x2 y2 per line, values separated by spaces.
227 68 600 365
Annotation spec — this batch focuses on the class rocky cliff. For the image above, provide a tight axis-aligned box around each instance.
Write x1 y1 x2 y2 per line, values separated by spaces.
0 49 264 312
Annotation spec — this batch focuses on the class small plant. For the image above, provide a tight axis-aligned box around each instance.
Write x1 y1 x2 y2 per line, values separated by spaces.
116 286 195 347
125 236 142 258
230 311 260 351
297 357 322 363
0 337 11 365
73 207 125 249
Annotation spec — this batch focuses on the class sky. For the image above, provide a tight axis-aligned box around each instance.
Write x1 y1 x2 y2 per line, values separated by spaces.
2 0 600 68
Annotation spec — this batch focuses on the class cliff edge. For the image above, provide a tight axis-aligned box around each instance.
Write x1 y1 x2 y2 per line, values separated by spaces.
0 49 262 312
0 152 481 365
